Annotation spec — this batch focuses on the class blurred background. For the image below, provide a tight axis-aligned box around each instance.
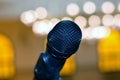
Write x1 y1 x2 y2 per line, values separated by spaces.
0 0 120 80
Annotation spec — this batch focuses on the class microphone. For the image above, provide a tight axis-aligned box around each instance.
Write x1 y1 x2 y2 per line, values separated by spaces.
34 20 82 80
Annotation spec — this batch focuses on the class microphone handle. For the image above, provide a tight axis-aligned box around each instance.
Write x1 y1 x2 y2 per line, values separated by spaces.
34 52 65 80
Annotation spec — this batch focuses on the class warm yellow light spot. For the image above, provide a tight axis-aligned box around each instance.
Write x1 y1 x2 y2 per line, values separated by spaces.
0 34 15 79
60 55 76 76
98 29 120 72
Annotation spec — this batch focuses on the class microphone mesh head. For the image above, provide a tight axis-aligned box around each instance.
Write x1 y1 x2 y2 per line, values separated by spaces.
47 20 82 59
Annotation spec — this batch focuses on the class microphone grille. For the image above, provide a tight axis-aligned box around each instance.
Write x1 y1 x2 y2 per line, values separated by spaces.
47 20 82 59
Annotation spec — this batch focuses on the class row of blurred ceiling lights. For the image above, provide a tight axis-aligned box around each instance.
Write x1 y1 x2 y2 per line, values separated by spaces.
20 14 117 40
20 11 120 27
20 1 120 40
21 1 120 24
67 1 120 15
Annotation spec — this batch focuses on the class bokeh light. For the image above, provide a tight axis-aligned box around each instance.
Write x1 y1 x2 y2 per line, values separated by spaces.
101 1 115 14
74 16 87 29
102 14 114 27
83 27 93 40
82 26 110 40
118 3 120 12
91 26 111 39
61 17 73 21
20 10 37 25
83 1 96 14
88 15 101 27
32 20 52 35
50 18 60 28
66 3 80 16
113 14 120 28
35 7 48 19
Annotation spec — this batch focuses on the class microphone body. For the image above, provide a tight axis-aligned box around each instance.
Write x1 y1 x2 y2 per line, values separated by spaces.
34 20 82 80
34 52 64 80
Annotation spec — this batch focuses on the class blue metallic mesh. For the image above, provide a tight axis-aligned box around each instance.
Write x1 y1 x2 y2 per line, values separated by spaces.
47 20 82 59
